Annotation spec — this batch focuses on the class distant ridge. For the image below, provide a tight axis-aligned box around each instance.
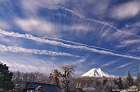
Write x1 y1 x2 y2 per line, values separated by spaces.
81 68 111 77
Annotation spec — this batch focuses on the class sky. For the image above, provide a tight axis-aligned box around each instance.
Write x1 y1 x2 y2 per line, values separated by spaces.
0 0 140 76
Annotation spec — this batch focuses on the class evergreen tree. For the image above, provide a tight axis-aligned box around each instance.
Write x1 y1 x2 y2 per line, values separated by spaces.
118 77 123 89
125 71 133 87
102 78 107 86
0 62 14 90
135 73 140 90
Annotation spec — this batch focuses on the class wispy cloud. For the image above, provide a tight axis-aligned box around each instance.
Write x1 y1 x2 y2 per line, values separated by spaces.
130 47 140 52
0 29 140 60
15 17 92 37
101 60 117 68
0 34 11 43
0 34 22 46
14 1 140 41
0 54 58 73
63 24 91 33
45 5 140 40
116 62 132 69
118 38 140 51
116 44 127 48
18 0 140 40
110 1 140 19
21 0 65 15
2 0 140 40
0 20 10 29
15 18 56 36
72 58 86 65
121 39 140 45
0 44 79 57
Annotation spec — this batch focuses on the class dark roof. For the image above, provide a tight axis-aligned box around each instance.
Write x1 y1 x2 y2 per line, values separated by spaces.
76 88 85 92
24 82 61 92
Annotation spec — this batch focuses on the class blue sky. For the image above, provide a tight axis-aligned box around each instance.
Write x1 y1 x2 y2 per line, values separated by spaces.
0 0 140 76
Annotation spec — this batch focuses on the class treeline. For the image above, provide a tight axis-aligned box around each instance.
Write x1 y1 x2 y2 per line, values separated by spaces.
12 65 76 92
74 71 140 92
12 71 50 86
1 62 140 92
11 71 140 92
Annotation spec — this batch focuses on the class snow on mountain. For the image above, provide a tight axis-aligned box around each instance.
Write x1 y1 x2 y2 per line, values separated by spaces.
81 68 110 77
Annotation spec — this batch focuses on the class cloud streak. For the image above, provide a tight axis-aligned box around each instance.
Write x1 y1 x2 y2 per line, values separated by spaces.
0 44 79 57
101 60 117 68
0 29 140 60
121 39 140 45
117 62 132 69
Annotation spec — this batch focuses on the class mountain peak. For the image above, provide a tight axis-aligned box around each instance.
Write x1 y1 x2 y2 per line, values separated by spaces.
81 68 110 77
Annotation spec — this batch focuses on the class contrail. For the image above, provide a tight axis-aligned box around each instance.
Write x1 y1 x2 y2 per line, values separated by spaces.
43 36 132 55
0 29 140 60
0 44 79 57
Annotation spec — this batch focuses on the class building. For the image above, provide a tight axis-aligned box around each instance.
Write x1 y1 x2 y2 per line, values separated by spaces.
23 82 61 92
76 88 85 92
12 84 23 92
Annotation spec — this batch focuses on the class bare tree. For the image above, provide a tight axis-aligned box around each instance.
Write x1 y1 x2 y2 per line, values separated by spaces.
59 65 76 92
49 69 60 86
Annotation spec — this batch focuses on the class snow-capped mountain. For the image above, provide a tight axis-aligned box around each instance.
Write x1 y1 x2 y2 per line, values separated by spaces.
81 68 110 77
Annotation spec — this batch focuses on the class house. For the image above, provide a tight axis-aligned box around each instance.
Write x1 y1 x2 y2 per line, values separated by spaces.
83 87 96 92
23 82 61 92
128 85 138 92
12 84 23 92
